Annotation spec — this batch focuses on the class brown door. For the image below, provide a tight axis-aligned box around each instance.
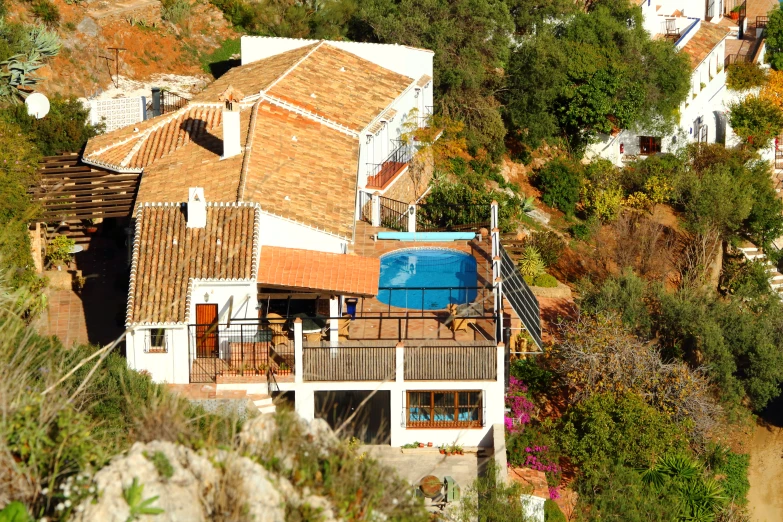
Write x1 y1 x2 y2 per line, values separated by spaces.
195 304 218 357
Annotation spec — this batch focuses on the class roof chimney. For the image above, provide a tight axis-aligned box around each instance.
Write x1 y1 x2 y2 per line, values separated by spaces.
187 187 206 228
219 86 244 160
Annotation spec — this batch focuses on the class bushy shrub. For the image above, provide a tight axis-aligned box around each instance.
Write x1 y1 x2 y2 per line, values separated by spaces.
727 61 767 91
557 393 689 480
569 216 599 241
583 181 624 221
535 159 583 215
544 499 566 521
720 255 771 299
161 0 191 25
533 273 558 288
31 0 60 25
705 445 749 505
509 358 554 396
523 231 565 267
728 95 783 151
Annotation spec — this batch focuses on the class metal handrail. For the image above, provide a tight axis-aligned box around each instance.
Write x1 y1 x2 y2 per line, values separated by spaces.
367 141 414 188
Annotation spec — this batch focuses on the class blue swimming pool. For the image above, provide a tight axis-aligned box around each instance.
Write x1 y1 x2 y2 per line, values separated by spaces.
377 248 478 310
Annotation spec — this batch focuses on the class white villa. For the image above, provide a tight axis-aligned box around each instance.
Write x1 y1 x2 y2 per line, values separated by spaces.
79 36 539 448
587 0 771 164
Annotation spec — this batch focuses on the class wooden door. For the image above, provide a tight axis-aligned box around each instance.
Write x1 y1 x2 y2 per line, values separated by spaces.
195 304 218 357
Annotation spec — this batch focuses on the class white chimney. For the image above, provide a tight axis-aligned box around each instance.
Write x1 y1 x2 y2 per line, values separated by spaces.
222 102 241 159
187 187 206 228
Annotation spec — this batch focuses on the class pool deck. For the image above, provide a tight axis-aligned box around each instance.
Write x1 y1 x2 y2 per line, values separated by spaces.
345 222 498 343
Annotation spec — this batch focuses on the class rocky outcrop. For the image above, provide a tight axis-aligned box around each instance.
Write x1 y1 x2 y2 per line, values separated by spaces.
73 415 339 522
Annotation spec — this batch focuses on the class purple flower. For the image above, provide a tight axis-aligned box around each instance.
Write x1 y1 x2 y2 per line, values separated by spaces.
549 487 560 500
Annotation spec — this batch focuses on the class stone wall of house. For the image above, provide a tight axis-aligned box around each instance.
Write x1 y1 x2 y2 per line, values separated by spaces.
382 149 434 204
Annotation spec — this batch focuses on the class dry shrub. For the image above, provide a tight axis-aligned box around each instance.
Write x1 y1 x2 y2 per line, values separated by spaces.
595 209 677 281
552 313 721 440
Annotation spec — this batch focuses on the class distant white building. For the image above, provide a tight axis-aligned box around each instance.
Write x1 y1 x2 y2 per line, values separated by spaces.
587 0 769 164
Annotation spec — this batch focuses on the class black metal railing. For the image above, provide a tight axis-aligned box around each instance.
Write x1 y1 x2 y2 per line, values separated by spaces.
724 53 749 68
187 320 294 383
418 105 434 128
416 203 491 232
376 286 494 315
161 90 188 115
357 190 372 223
757 15 768 28
367 141 414 189
379 195 409 231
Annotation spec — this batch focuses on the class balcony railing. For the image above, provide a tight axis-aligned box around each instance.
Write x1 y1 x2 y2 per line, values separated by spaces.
378 195 409 231
416 202 491 232
186 316 499 383
303 342 396 381
367 141 414 189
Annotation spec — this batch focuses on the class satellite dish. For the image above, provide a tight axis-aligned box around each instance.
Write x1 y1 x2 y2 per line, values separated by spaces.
25 93 50 119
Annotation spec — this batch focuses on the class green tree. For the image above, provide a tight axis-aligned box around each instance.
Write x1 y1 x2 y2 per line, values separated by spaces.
353 0 513 157
727 60 768 91
766 3 783 71
728 95 783 151
0 95 102 155
504 0 690 152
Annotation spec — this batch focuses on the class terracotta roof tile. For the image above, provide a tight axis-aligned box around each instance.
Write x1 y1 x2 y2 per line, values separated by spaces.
680 22 730 69
128 203 259 324
257 246 380 296
242 101 359 238
192 43 319 102
267 44 413 131
134 106 251 204
84 105 224 171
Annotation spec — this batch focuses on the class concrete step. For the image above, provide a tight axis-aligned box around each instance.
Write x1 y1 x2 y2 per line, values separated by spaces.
247 393 276 414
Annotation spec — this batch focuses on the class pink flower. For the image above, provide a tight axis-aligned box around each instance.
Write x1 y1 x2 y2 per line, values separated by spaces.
549 487 560 500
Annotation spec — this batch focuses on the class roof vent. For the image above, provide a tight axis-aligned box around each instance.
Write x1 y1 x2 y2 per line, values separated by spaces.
340 67 346 72
187 187 206 229
310 93 317 98
292 135 298 142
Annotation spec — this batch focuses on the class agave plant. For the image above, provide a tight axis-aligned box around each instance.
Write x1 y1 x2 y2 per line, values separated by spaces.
0 24 60 103
26 24 61 58
521 195 536 214
518 246 546 278
641 454 727 521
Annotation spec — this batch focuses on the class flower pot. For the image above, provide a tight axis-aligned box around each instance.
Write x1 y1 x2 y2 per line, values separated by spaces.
446 451 452 456
427 442 433 447
418 443 424 448
458 450 464 455
730 11 739 20
439 449 445 455
85 226 98 234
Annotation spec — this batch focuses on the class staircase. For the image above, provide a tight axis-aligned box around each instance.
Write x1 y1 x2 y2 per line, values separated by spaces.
247 393 277 415
738 244 783 297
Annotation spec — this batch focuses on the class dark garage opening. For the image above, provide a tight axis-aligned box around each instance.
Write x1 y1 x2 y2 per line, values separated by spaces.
315 390 391 444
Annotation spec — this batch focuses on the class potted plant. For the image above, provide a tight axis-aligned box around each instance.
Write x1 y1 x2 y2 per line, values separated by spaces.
439 445 445 455
427 442 433 447
418 442 425 448
277 361 291 376
83 218 98 234
730 6 741 20
46 235 75 270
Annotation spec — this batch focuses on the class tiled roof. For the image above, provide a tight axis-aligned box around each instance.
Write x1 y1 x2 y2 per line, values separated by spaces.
267 44 413 132
83 105 224 171
127 202 259 324
134 106 251 204
192 43 319 102
416 74 432 87
257 246 380 297
242 101 359 239
680 22 730 69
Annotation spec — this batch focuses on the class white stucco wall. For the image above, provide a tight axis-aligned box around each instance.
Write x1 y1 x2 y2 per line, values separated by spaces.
258 211 348 253
127 280 259 384
126 327 189 384
240 36 434 84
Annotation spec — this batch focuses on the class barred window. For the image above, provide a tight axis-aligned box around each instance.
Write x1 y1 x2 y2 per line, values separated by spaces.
406 390 482 428
146 328 167 353
639 136 662 155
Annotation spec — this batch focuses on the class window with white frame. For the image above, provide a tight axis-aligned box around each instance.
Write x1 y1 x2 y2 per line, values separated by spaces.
146 328 167 353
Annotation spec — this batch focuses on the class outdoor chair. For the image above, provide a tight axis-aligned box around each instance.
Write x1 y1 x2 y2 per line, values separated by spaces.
665 19 679 36
338 314 351 340
447 304 469 332
266 313 289 346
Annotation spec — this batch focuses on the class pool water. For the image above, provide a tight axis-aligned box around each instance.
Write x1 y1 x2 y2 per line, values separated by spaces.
378 249 478 310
